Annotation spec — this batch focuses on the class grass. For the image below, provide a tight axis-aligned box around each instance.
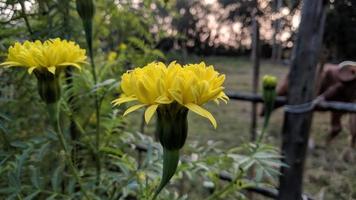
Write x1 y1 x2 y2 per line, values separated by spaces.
127 55 356 199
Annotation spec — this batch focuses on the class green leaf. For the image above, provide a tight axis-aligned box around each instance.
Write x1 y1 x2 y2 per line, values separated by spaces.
10 141 28 149
51 165 63 192
46 194 58 200
36 142 50 161
100 146 124 157
7 172 21 191
24 190 41 200
30 166 41 189
0 187 17 194
16 149 31 178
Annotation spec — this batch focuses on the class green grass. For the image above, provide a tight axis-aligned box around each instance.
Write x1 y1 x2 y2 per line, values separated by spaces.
127 55 356 199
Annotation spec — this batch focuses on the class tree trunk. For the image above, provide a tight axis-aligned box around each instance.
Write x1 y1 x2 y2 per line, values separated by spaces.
277 0 327 199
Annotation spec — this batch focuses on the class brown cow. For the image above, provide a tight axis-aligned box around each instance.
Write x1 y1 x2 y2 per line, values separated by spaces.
268 61 356 151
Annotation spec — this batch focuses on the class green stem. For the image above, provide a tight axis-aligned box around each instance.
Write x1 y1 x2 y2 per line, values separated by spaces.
257 89 276 144
152 148 179 200
206 171 243 200
82 18 101 185
256 109 271 144
46 103 90 200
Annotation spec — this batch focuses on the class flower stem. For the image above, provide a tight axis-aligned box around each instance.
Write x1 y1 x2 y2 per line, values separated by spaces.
257 109 271 144
46 103 90 200
152 148 179 200
83 18 101 186
206 170 244 200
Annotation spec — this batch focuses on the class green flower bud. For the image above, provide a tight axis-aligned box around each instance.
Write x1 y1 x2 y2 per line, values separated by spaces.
34 70 61 104
76 0 95 21
262 75 277 90
260 75 277 142
119 43 127 52
262 75 277 111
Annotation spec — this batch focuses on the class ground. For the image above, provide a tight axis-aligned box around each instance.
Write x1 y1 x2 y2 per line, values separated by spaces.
127 55 356 200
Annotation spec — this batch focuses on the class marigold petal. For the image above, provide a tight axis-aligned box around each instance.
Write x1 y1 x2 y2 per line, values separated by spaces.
0 61 23 67
123 104 145 116
112 96 137 106
58 62 83 70
48 66 56 74
28 67 36 74
185 103 217 128
218 92 229 104
169 89 183 105
144 104 158 124
155 96 173 104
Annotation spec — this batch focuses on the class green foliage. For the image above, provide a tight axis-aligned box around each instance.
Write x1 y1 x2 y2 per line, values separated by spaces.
0 0 284 199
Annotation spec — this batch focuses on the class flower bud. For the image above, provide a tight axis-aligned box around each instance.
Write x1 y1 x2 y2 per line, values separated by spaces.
137 171 146 183
262 75 277 107
107 51 117 62
261 75 277 136
156 105 188 150
119 43 127 52
35 70 61 104
76 0 95 21
262 75 277 90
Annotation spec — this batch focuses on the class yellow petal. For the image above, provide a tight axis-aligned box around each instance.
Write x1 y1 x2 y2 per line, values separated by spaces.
169 89 183 105
123 104 145 116
218 92 229 104
0 61 23 67
185 103 217 128
155 96 173 104
48 66 56 74
28 67 36 74
58 62 83 70
214 99 220 105
144 104 158 124
112 96 137 106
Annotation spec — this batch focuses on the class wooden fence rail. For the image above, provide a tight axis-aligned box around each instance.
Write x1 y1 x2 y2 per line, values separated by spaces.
226 92 356 113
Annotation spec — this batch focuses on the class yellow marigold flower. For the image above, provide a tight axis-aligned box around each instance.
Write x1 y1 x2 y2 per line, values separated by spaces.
112 62 173 122
169 62 228 128
112 61 228 128
1 38 87 104
113 61 228 199
0 38 87 75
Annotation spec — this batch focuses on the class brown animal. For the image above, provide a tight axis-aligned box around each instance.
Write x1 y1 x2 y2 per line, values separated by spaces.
269 61 356 149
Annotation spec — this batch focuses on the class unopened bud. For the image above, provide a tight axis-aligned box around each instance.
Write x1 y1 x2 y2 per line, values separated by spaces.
107 51 117 62
262 75 277 122
262 75 277 90
119 43 127 52
76 0 95 21
137 171 146 183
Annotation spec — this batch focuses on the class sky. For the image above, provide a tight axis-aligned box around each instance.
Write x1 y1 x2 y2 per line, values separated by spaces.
0 0 302 48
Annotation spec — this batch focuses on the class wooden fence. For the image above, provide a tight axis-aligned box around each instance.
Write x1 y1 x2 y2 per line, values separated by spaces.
134 91 356 199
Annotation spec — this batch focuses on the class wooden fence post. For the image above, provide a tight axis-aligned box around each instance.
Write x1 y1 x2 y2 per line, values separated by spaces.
277 0 327 199
250 9 260 141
